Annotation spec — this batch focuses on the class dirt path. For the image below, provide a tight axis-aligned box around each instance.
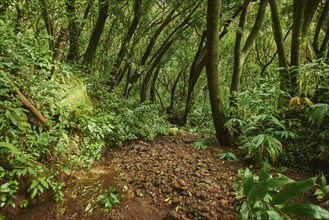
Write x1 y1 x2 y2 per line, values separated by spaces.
4 135 321 220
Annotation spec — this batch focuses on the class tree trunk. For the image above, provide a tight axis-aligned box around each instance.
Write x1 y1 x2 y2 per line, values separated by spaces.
206 0 232 147
141 8 176 65
168 69 184 113
182 5 243 123
109 0 142 88
290 0 307 94
302 0 321 40
269 0 290 92
313 0 329 58
183 31 207 123
66 0 93 62
82 0 109 65
230 0 268 101
150 64 161 102
40 0 55 52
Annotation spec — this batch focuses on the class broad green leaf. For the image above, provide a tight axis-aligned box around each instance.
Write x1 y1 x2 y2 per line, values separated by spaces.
272 177 316 204
321 173 327 186
31 188 38 198
267 210 284 220
37 184 44 193
29 180 39 190
253 134 265 147
247 177 292 203
242 169 254 196
39 179 49 189
281 204 329 219
0 183 11 193
238 202 249 220
259 163 270 182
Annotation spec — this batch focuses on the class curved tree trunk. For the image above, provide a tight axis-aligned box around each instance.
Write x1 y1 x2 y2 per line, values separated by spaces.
230 0 267 106
109 0 142 89
206 0 232 147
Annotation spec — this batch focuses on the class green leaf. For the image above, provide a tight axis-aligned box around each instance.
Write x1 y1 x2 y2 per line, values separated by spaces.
31 188 38 198
247 177 292 203
5 110 17 125
272 177 316 204
238 202 249 220
267 210 285 220
259 163 270 182
281 204 329 219
0 142 20 155
29 180 39 190
242 169 254 196
39 179 49 189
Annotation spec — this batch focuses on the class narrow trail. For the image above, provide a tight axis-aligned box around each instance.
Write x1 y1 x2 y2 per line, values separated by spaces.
6 135 314 220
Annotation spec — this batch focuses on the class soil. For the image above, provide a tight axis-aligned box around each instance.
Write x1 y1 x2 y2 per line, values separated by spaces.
2 134 329 220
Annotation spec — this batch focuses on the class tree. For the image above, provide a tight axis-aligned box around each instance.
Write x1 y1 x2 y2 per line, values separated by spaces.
269 0 289 93
206 0 232 147
230 0 268 105
108 0 142 89
82 0 110 65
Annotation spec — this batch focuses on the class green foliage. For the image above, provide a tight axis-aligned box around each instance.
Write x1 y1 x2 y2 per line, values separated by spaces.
236 163 329 220
97 185 122 211
0 180 19 208
218 151 237 162
28 177 50 199
309 103 329 129
314 173 329 201
298 59 329 100
193 139 207 150
226 113 296 162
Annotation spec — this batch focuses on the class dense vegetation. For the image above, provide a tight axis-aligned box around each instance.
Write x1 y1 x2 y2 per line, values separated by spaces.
1 0 329 218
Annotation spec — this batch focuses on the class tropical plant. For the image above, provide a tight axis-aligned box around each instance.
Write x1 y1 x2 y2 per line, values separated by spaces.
314 173 329 201
226 113 296 162
236 163 329 219
218 151 237 162
97 185 122 211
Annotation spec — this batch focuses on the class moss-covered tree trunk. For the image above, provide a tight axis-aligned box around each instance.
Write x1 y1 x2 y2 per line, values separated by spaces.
206 0 232 147
269 0 290 93
109 0 142 89
290 0 306 94
82 0 109 65
230 0 268 106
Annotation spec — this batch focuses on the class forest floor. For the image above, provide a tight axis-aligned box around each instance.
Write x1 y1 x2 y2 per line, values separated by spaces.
5 134 327 220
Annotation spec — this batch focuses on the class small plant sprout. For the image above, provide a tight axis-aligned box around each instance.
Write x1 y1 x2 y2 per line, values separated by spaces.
218 151 237 162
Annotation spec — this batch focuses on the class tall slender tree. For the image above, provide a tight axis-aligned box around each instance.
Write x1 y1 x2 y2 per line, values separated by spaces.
82 0 110 65
206 0 232 147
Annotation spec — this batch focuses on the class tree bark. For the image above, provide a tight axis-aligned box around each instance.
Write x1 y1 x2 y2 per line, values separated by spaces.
230 0 267 106
40 0 55 52
16 90 48 125
82 0 109 65
269 0 290 92
150 64 161 102
290 0 307 94
141 8 176 65
206 0 232 147
182 5 243 123
66 0 93 62
313 0 329 58
109 0 142 88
